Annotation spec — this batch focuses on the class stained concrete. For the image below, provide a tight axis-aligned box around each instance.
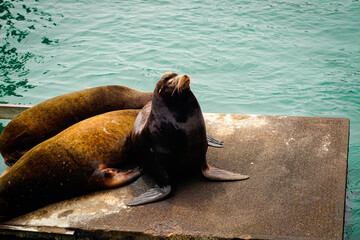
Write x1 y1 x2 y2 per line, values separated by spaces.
0 113 349 240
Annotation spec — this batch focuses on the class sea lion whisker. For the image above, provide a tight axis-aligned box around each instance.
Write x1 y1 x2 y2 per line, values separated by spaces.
171 87 177 96
171 81 183 96
176 82 183 93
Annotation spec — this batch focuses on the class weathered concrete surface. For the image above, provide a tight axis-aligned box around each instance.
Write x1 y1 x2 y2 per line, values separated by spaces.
0 113 349 240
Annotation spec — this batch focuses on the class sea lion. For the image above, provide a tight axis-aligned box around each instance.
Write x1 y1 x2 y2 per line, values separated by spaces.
0 85 153 166
0 109 141 218
126 72 249 206
0 85 223 167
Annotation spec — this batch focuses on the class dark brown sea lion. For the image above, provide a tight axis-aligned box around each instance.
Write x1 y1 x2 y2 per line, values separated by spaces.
126 72 249 206
0 85 153 166
0 109 141 218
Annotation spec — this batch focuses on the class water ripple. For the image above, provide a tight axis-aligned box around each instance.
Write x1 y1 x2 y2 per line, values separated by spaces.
0 0 360 237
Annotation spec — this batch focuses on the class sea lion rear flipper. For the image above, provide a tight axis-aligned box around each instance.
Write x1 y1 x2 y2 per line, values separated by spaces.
202 163 249 181
89 167 142 189
206 132 223 148
126 185 171 206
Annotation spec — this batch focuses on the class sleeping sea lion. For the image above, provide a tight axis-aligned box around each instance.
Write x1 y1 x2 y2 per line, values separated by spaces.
0 109 141 218
0 85 153 166
126 72 249 206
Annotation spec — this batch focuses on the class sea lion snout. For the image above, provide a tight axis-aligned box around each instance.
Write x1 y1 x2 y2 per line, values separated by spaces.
178 74 190 90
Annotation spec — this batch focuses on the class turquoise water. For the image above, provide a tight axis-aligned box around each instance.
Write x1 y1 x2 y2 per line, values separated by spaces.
1 0 359 238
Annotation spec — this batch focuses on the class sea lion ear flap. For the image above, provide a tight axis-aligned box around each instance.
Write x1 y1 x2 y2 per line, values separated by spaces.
158 86 165 95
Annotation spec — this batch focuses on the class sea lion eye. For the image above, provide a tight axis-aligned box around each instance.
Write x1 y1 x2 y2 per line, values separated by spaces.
162 73 178 82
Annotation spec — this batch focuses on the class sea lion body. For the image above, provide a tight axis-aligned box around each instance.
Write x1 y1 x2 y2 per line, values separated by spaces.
131 94 206 182
127 72 248 206
0 109 141 217
0 85 152 165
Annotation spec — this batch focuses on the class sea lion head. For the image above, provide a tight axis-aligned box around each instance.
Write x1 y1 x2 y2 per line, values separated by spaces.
155 72 190 98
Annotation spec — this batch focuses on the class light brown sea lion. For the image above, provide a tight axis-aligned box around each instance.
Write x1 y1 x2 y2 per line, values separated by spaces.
0 109 141 218
126 72 249 206
0 85 153 166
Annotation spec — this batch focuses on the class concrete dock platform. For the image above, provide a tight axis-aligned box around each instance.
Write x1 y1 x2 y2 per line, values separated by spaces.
0 113 349 240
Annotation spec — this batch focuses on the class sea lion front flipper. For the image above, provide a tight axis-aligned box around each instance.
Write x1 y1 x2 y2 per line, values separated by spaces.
206 132 224 148
126 185 171 206
89 166 142 189
202 163 249 181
